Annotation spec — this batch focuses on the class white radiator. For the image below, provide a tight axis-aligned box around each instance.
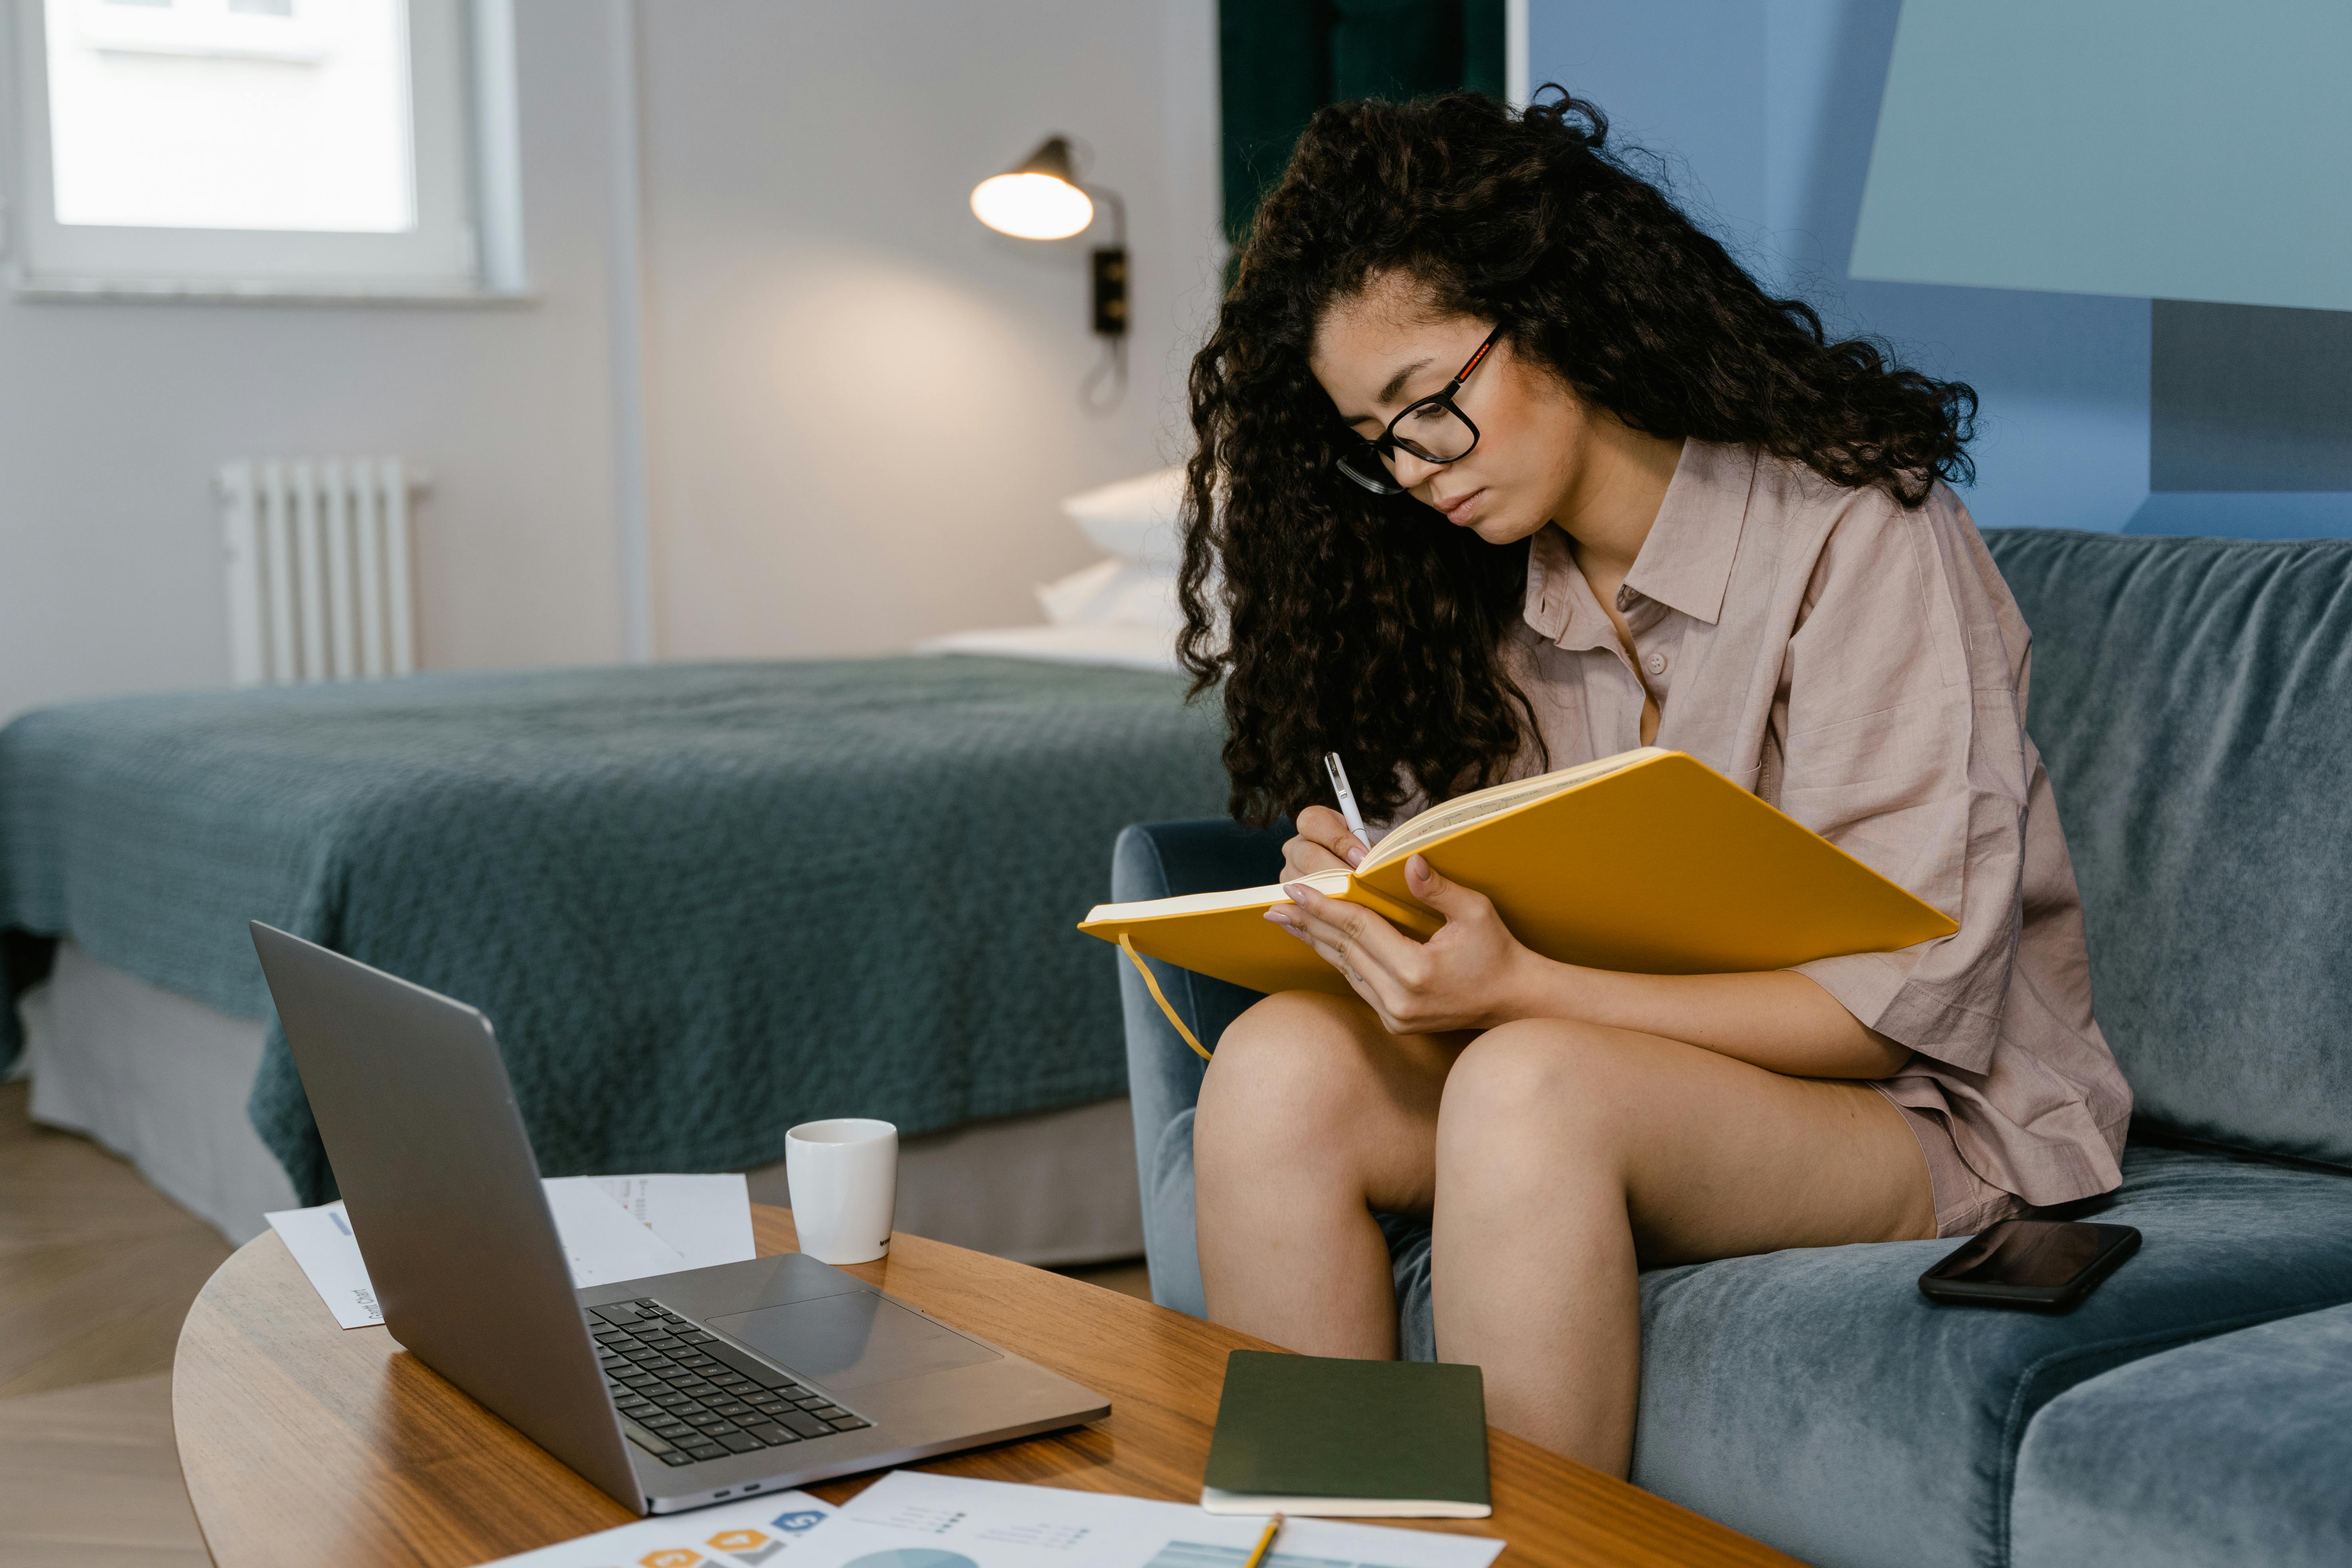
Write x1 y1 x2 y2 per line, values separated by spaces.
217 458 429 687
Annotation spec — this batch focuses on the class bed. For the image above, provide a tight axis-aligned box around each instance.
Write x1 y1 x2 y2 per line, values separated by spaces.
0 655 1229 1258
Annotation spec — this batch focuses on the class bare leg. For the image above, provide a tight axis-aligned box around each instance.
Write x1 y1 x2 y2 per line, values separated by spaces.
1193 990 1465 1357
1431 1018 1936 1476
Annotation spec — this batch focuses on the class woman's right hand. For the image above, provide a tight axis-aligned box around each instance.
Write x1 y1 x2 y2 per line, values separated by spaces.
1282 804 1368 878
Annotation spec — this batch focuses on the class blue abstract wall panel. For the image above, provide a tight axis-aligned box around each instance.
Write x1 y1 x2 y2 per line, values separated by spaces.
1852 1 2352 314
1526 0 2151 535
2151 303 2352 492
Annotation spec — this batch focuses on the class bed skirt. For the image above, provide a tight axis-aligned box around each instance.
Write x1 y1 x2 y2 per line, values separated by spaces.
18 941 1144 1264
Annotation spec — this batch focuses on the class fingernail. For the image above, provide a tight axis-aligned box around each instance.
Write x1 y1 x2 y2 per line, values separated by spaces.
1344 843 1365 866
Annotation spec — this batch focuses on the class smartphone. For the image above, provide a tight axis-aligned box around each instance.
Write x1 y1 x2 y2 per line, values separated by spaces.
1917 1219 2140 1312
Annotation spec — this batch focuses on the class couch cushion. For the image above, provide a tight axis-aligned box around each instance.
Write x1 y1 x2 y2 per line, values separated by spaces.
1982 530 2352 1169
2011 1299 2352 1568
1389 1145 2352 1568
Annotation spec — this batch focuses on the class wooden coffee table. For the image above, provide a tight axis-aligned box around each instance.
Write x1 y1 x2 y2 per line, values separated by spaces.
173 1205 1796 1568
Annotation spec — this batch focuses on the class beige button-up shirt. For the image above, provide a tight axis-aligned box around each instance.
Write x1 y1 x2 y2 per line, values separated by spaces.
1505 441 2130 1207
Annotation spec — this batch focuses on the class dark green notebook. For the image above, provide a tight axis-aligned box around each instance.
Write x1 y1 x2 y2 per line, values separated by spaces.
1200 1350 1492 1518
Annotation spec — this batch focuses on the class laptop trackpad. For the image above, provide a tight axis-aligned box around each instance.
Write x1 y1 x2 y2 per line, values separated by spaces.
709 1292 1000 1391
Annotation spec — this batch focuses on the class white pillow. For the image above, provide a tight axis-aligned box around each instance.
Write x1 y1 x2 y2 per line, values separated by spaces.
1059 466 1186 574
1034 558 1180 631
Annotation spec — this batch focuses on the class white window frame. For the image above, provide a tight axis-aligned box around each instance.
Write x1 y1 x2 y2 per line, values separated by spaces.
0 0 525 300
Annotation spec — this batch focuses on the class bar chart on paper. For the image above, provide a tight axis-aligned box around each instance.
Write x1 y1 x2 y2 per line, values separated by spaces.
804 1474 1503 1568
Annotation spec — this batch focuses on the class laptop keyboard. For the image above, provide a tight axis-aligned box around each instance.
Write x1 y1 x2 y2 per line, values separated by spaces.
586 1296 873 1467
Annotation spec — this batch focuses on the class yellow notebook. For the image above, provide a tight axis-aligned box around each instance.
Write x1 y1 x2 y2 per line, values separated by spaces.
1080 748 1957 1031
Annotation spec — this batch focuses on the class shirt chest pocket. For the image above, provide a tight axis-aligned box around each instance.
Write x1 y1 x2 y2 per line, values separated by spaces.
1782 693 1971 801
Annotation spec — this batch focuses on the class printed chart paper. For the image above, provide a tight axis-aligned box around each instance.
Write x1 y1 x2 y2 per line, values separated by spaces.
481 1489 835 1566
264 1202 383 1328
542 1179 695 1285
796 1472 1506 1568
586 1173 758 1271
266 1173 756 1329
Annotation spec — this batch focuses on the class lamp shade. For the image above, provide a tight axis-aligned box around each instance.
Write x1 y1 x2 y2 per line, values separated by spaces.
971 135 1096 240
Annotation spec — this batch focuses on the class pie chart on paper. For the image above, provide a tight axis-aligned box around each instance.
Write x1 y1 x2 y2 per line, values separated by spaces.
841 1552 980 1568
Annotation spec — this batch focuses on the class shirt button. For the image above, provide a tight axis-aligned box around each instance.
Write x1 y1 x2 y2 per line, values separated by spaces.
1645 652 1668 676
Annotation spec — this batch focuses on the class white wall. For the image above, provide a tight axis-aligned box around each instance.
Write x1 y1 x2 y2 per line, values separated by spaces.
634 0 1221 659
0 0 1223 721
0 1 627 722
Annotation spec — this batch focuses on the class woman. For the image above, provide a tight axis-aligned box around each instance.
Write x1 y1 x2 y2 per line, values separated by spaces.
1175 91 2131 1477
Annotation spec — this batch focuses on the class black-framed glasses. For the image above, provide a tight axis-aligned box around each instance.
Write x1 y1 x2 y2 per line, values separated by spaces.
1333 322 1507 496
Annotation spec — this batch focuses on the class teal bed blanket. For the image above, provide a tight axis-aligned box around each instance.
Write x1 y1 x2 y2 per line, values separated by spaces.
0 657 1228 1203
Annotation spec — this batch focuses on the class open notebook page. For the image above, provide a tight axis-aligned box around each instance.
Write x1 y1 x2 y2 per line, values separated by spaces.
1364 747 1667 870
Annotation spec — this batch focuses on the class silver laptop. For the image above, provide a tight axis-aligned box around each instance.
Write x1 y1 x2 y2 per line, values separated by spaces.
250 921 1109 1515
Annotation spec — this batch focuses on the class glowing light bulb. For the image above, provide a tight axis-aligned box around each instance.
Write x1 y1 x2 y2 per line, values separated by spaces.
969 172 1095 240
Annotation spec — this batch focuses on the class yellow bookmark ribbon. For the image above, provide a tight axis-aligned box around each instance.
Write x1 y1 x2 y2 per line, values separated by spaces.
1118 933 1212 1061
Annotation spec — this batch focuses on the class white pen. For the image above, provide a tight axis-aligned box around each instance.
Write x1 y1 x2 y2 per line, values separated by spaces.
1323 751 1374 851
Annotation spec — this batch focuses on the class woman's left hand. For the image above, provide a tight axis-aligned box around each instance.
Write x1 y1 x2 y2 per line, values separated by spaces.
1267 854 1544 1035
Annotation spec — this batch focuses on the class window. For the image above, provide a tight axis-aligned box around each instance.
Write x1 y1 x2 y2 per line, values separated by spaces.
5 0 519 295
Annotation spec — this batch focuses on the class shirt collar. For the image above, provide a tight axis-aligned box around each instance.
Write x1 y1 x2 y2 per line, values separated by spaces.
1520 441 1757 647
1618 441 1755 627
1521 526 1618 652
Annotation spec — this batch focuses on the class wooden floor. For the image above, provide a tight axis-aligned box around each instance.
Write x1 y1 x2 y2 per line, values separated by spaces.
0 1075 1153 1566
0 1078 226 1566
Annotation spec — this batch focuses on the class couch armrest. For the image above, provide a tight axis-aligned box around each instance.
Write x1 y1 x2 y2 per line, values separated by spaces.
1112 818 1287 1314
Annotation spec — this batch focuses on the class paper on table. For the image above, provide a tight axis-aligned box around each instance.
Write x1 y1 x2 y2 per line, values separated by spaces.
541 1178 694 1285
265 1203 383 1329
800 1471 1506 1568
582 1173 756 1271
266 1173 756 1330
479 1488 836 1566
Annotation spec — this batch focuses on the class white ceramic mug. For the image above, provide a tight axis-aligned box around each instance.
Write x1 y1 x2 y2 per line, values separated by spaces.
784 1117 898 1264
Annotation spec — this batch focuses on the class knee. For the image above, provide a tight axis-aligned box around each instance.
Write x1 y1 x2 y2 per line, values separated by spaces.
1438 1020 1636 1156
1196 991 1381 1157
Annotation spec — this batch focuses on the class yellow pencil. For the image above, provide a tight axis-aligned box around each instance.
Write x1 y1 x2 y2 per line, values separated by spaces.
1241 1512 1285 1568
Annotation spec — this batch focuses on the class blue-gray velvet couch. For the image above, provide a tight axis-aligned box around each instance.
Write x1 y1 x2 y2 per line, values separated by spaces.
1113 529 2352 1568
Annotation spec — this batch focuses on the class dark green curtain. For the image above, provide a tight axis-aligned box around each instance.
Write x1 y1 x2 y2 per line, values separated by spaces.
1220 0 1506 255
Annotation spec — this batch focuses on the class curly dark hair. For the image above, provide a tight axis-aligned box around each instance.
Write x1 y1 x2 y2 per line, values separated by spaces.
1179 89 1977 826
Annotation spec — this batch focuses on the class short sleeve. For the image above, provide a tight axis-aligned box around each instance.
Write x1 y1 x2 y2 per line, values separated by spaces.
1777 491 2032 1074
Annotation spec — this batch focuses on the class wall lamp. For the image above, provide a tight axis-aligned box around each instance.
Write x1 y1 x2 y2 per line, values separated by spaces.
971 135 1126 410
